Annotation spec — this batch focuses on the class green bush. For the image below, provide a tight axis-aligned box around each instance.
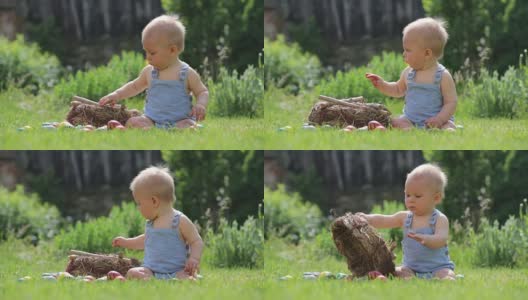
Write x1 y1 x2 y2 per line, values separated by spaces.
264 185 323 243
311 228 341 259
317 52 406 102
162 0 262 76
54 201 144 253
465 67 528 118
468 199 528 268
264 35 321 94
204 214 264 268
54 51 145 104
424 0 528 73
0 185 61 243
0 35 61 92
370 200 406 246
208 65 263 118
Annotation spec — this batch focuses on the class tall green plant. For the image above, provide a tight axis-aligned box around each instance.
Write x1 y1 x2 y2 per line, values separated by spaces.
204 212 264 269
0 186 61 243
0 35 61 92
316 52 406 102
465 67 528 118
264 185 323 243
54 201 144 253
264 35 321 94
54 51 145 104
208 65 263 118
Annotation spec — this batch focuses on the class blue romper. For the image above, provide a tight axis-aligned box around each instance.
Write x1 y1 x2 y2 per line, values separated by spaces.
401 209 455 278
144 62 193 128
403 64 454 128
142 210 188 279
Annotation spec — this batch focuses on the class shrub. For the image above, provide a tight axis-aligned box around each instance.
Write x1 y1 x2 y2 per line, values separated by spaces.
0 185 61 243
469 199 528 268
264 35 321 94
54 51 145 104
208 65 264 118
54 201 144 253
0 35 61 92
465 67 528 119
264 185 323 243
311 227 341 259
316 52 406 102
370 200 406 246
204 214 264 269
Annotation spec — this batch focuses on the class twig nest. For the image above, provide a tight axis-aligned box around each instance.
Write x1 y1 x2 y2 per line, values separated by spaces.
66 101 141 128
65 253 141 278
331 213 396 278
308 99 391 128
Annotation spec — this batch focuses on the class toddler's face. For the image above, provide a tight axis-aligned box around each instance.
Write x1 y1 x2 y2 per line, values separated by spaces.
402 32 427 69
143 33 178 70
133 187 157 220
404 176 441 216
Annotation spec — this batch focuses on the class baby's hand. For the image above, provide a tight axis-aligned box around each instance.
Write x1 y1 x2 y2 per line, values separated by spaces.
190 103 206 121
112 236 127 248
365 73 383 88
425 116 444 129
184 257 200 276
99 92 119 106
407 232 427 245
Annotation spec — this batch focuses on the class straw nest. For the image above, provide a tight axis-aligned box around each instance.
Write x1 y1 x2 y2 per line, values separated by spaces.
66 101 141 127
308 98 391 128
331 213 396 277
65 253 141 277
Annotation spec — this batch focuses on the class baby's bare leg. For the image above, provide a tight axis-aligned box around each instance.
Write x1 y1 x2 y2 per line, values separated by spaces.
126 267 154 280
434 268 456 280
126 116 154 129
441 120 456 130
391 116 414 130
174 118 197 129
395 266 415 279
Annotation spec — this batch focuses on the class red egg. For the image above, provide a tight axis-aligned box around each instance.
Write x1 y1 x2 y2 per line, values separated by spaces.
375 275 387 281
368 271 383 280
107 120 122 129
107 270 122 280
368 121 382 130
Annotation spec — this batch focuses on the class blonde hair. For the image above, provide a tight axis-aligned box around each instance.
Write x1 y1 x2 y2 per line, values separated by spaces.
406 163 447 197
130 166 175 203
142 15 186 52
403 17 448 59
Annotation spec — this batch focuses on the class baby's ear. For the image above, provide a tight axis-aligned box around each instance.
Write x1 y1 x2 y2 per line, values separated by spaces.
170 45 180 54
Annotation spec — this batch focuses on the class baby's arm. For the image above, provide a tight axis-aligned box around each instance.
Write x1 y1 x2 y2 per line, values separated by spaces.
179 215 204 275
112 234 145 250
365 68 409 98
407 214 449 249
426 71 457 128
358 211 407 229
187 68 209 121
99 66 150 106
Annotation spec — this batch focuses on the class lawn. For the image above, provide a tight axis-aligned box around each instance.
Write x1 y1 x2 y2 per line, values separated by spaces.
0 239 265 300
0 88 264 150
264 88 528 150
263 238 528 300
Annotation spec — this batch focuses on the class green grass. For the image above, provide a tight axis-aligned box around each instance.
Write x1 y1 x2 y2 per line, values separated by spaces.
263 237 528 300
264 88 528 149
0 239 264 299
0 88 264 150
